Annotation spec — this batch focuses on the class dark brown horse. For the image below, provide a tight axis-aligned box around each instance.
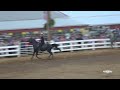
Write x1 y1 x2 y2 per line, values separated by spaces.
28 38 61 60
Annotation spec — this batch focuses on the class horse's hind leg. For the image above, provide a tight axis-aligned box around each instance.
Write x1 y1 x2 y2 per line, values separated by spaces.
47 50 53 60
54 44 61 52
56 48 61 52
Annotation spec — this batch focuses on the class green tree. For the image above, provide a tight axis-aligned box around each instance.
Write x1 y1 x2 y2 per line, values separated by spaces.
44 18 55 30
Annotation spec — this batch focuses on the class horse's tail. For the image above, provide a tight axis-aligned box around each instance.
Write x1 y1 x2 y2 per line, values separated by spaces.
51 44 61 52
51 44 59 48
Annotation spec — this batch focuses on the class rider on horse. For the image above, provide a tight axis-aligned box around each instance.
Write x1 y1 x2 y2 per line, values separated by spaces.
39 33 45 49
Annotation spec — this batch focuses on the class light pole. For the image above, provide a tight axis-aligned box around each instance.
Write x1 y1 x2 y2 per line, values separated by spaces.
46 11 51 41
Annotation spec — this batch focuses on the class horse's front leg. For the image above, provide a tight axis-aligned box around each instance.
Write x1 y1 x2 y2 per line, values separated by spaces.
36 50 41 59
31 51 35 60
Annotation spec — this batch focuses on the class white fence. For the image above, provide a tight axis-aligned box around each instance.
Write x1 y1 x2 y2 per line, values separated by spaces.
0 45 20 57
20 42 33 55
0 38 120 57
20 38 120 55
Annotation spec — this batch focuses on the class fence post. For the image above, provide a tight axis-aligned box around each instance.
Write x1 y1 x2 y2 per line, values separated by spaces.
70 41 74 52
92 40 96 50
115 42 118 49
5 48 8 55
81 40 84 48
17 44 21 57
60 43 63 52
104 40 107 47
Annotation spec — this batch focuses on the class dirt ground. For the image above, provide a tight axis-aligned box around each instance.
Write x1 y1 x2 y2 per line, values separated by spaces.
0 49 120 79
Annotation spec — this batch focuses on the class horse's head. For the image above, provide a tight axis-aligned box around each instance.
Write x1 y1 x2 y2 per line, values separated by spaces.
28 38 33 44
28 38 37 45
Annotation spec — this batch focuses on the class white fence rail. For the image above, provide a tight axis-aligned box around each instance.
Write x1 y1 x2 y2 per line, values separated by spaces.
20 38 120 55
0 38 120 57
0 45 20 57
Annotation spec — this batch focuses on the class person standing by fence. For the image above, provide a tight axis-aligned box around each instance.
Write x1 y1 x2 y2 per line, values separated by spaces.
110 30 118 48
76 34 83 48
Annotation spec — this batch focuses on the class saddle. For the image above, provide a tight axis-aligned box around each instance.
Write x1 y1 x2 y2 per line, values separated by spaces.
39 44 48 51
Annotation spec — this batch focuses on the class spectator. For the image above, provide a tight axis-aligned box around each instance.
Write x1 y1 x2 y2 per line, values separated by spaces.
70 35 76 40
76 34 83 48
76 34 83 40
83 34 89 40
14 38 20 45
8 39 14 46
0 40 6 46
59 36 66 41
65 33 71 41
52 36 60 42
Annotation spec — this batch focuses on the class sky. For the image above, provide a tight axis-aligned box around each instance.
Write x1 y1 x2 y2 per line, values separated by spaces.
61 11 120 25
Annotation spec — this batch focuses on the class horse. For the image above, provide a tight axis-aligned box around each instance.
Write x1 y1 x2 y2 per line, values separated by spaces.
28 38 61 60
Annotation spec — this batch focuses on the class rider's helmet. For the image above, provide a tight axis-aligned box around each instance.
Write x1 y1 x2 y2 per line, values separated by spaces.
40 33 44 35
40 33 44 37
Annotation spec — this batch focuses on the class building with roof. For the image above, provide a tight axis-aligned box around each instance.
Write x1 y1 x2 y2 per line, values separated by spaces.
1 11 120 41
0 18 88 32
0 11 88 40
0 11 68 21
72 15 120 29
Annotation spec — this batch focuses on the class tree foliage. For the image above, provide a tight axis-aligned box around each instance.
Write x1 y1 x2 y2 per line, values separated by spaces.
43 18 55 30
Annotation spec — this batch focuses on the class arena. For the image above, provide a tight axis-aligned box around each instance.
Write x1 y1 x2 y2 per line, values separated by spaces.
1 11 120 79
0 49 120 79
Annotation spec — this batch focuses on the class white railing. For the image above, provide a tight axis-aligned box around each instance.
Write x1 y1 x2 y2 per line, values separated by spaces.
0 45 20 57
20 38 120 55
20 42 33 55
0 38 120 58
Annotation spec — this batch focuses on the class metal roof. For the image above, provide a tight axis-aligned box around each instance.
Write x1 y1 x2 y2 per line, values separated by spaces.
72 15 120 25
0 11 68 22
0 18 86 30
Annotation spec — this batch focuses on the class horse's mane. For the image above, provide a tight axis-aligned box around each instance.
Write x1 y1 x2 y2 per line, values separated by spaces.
29 38 38 45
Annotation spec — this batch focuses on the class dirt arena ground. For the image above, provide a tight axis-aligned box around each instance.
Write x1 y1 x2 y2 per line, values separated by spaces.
0 49 120 79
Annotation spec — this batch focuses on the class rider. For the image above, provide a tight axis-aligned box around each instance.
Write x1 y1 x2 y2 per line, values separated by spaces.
39 33 45 48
